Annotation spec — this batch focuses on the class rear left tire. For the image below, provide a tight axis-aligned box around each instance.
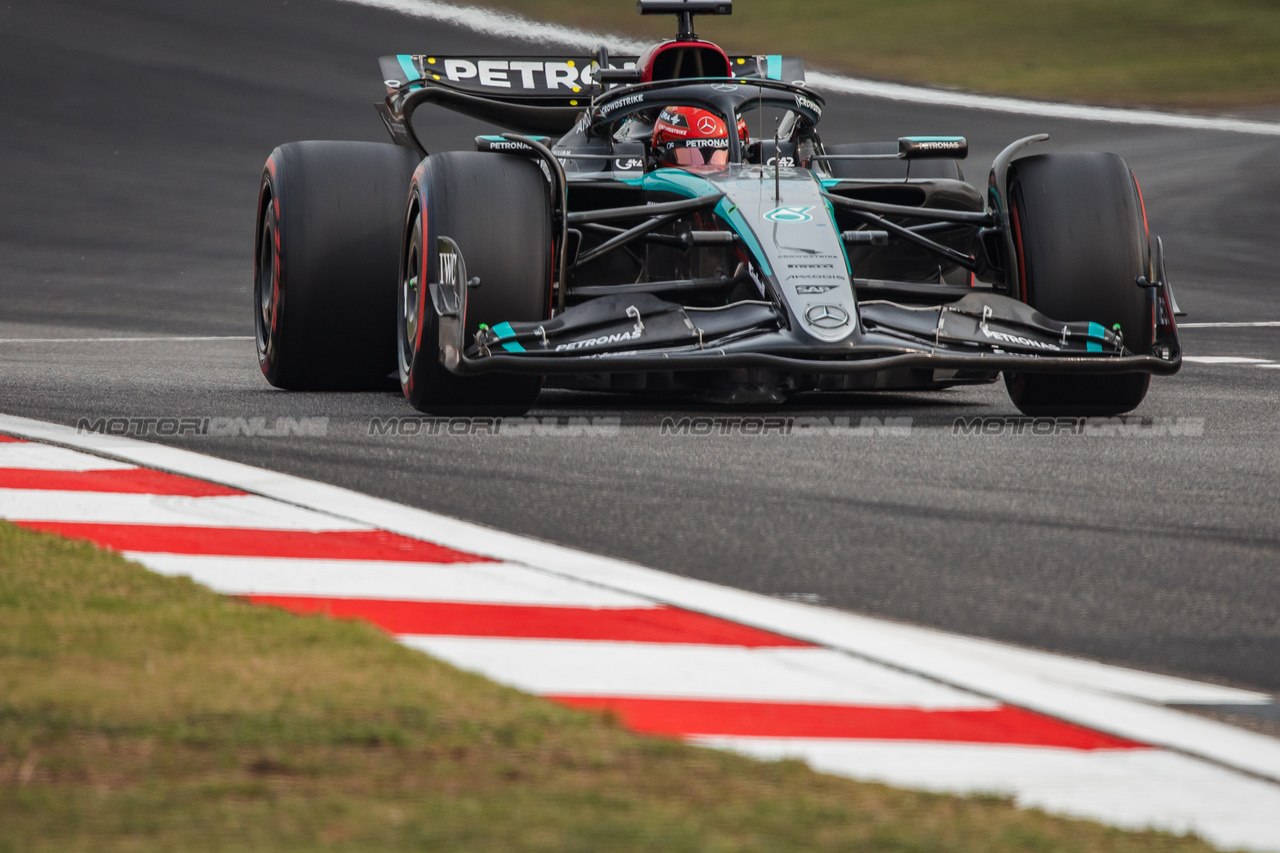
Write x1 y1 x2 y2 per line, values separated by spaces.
255 141 419 390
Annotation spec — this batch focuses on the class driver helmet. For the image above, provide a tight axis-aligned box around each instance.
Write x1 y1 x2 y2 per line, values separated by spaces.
652 106 749 168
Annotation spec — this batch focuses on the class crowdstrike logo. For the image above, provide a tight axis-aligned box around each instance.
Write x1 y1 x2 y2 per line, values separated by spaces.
794 94 823 117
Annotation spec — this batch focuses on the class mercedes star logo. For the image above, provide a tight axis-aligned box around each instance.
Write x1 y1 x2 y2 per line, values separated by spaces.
697 116 720 135
805 304 850 329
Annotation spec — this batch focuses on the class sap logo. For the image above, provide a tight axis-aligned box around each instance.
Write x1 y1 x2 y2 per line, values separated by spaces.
763 206 814 223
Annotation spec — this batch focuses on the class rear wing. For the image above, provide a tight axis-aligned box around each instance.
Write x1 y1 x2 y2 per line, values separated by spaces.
378 53 806 105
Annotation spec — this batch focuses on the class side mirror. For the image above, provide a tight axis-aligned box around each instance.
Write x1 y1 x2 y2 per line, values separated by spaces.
898 136 968 160
638 0 732 15
596 68 644 86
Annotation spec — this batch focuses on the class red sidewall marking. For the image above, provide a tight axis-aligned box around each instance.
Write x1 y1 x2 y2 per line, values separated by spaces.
416 191 429 352
1011 198 1029 303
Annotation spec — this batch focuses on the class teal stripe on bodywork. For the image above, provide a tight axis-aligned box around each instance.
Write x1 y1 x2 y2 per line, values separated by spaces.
766 55 783 81
491 322 526 353
1087 321 1106 353
478 134 550 144
397 54 422 89
632 169 717 198
621 170 773 277
901 136 965 143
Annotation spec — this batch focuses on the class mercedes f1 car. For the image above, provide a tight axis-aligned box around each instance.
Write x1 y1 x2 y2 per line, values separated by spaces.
255 0 1183 416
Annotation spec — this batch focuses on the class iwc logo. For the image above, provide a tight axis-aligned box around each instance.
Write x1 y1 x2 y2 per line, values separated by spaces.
805 304 850 329
763 206 813 223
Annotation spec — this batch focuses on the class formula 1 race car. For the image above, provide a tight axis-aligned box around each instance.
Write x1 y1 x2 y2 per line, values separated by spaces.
254 0 1183 415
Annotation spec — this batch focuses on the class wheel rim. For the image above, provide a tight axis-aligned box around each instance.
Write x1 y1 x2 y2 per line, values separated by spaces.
398 213 423 381
254 205 278 364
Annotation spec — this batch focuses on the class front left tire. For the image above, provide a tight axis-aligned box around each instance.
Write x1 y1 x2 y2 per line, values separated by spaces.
399 152 553 415
1004 152 1155 416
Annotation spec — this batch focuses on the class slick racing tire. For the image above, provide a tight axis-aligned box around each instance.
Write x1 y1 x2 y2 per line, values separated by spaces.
823 142 963 181
399 152 552 415
1004 152 1154 416
255 141 420 390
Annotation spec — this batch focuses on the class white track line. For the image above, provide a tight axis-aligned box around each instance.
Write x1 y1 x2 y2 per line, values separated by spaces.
341 0 1280 137
3 413 1277 788
0 336 253 343
1180 322 1280 328
1182 356 1274 365
867 626 1269 706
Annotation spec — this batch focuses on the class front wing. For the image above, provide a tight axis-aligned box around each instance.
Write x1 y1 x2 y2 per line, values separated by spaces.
430 239 1182 379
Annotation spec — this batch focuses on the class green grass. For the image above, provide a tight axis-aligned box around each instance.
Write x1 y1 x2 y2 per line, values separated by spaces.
478 0 1280 109
0 520 1227 851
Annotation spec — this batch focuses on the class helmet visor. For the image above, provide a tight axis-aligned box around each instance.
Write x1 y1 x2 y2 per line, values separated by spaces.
668 147 730 167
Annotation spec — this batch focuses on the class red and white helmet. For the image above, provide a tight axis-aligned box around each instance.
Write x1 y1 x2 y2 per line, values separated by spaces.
652 106 749 168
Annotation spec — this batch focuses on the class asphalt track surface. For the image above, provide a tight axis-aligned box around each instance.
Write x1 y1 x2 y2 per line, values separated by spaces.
2 0 1278 696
